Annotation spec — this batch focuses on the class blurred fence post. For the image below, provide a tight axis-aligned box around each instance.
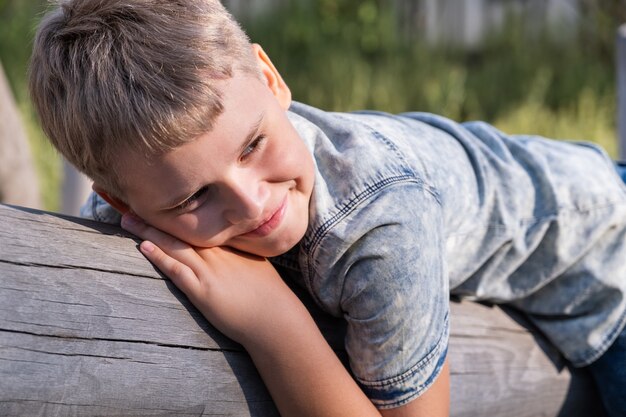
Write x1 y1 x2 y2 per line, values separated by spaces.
0 61 41 209
61 159 92 216
617 24 626 160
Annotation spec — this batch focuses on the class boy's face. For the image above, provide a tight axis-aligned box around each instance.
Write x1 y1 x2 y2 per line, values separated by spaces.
107 52 315 257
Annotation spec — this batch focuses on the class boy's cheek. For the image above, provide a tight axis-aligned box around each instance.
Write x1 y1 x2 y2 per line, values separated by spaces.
134 213 191 243
156 217 224 248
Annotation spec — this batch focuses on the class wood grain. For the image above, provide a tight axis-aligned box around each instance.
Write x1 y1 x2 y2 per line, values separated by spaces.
0 204 605 416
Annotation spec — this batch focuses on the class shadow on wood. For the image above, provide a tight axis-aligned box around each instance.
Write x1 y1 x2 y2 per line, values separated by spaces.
0 204 605 416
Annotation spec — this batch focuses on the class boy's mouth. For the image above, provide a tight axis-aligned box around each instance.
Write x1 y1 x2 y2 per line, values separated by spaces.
240 195 288 238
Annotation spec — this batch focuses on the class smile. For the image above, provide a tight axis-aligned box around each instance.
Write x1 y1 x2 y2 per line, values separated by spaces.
241 195 288 238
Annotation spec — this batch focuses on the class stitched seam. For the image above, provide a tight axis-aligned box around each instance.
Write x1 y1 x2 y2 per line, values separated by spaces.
357 313 449 388
304 175 422 252
571 307 626 367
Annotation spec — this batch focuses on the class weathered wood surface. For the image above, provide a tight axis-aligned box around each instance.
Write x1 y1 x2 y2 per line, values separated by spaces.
0 204 605 416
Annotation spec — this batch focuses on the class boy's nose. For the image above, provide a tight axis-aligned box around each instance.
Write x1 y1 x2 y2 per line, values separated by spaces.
221 176 267 224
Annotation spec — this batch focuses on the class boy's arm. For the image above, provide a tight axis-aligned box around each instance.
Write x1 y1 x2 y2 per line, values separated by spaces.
121 215 448 416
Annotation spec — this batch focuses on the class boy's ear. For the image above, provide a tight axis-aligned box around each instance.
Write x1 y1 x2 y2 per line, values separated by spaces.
92 184 130 214
252 43 292 110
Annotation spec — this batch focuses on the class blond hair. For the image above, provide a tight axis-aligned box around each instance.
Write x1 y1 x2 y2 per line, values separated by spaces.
29 0 260 198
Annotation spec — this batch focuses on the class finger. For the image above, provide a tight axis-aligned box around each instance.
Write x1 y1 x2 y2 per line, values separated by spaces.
121 213 205 278
122 213 185 251
139 240 200 296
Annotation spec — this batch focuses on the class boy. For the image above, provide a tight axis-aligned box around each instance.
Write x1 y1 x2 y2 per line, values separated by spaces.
29 1 626 416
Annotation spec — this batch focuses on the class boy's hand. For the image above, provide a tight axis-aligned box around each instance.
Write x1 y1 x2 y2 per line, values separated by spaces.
120 213 296 347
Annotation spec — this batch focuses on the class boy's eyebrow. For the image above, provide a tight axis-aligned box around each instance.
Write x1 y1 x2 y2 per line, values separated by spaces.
158 113 265 211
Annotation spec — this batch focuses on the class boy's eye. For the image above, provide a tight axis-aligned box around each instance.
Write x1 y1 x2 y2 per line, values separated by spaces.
241 135 266 160
176 186 208 212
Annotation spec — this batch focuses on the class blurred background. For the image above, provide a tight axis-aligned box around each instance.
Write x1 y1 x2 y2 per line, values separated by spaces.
0 0 625 214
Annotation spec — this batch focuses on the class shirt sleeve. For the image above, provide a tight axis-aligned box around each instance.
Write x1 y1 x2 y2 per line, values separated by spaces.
309 182 450 409
79 191 122 224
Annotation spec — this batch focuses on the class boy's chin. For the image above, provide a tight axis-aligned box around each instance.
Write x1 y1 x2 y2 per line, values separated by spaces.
186 235 300 258
232 223 308 258
233 240 299 259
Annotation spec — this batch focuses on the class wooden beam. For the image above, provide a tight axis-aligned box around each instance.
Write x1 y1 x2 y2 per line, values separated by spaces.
0 204 605 416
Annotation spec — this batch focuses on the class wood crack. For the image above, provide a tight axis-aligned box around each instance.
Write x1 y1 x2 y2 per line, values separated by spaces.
7 346 132 361
0 327 245 354
0 398 200 413
0 259 161 281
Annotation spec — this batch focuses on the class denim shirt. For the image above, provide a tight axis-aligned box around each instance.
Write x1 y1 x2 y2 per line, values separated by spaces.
82 101 626 409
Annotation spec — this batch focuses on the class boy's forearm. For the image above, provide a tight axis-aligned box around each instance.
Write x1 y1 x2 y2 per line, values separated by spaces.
240 274 450 417
241 289 381 417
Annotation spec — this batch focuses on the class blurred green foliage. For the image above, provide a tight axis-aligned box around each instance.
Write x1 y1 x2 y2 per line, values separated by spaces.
243 0 621 155
0 0 47 100
0 0 623 210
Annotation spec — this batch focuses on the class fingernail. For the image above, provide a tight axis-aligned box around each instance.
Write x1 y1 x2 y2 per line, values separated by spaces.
140 241 155 253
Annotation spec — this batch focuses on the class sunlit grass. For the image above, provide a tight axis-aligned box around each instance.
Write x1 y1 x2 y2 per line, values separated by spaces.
493 88 617 157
